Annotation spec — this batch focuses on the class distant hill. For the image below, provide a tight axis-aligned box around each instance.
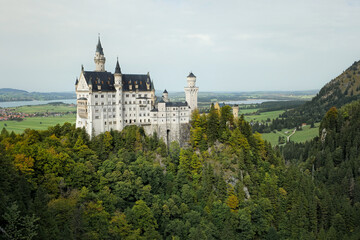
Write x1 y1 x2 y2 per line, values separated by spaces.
0 88 28 94
281 60 360 126
0 88 76 102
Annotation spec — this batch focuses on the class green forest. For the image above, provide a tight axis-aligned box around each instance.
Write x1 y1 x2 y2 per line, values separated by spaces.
1 103 360 239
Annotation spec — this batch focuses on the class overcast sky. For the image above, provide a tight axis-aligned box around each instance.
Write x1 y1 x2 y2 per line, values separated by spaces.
1 0 360 92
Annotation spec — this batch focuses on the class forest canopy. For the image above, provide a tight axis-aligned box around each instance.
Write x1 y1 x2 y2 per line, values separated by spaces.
1 103 360 239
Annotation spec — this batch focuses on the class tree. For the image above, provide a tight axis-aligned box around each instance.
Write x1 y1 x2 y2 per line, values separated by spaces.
128 200 160 239
207 103 220 144
2 202 39 240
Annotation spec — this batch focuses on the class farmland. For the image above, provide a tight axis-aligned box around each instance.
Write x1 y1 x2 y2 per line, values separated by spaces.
244 110 284 122
0 114 76 133
15 103 76 114
260 123 320 146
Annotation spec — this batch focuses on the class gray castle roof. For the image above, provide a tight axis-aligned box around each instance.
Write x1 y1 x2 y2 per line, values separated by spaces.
96 37 104 55
165 102 188 107
82 71 154 92
115 58 121 74
187 72 196 78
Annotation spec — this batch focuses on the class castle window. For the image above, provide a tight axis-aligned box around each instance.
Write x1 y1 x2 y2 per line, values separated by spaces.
101 102 104 105
103 109 106 112
113 121 116 124
126 94 129 97
140 120 142 123
113 115 115 118
148 119 150 122
132 94 135 97
101 95 104 98
104 121 107 125
125 120 128 123
112 94 115 97
95 116 99 119
145 94 147 97
113 108 115 112
95 95 98 98
133 101 135 104
173 119 175 122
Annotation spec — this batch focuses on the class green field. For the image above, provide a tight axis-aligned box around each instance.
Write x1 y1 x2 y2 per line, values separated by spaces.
238 108 259 115
290 123 320 142
0 114 76 133
260 123 320 146
244 110 284 122
14 104 76 114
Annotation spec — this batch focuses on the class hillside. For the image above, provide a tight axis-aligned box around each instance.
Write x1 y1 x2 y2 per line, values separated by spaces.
1 105 360 239
280 60 360 127
0 88 75 102
0 88 28 94
281 99 360 239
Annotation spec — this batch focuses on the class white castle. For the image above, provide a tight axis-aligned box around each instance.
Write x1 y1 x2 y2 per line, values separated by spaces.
75 37 199 144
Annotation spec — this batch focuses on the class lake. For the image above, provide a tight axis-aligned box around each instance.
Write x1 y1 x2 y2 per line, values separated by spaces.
0 99 77 108
224 99 285 105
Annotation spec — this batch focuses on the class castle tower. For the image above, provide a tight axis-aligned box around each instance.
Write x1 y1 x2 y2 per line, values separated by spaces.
162 89 169 102
114 58 123 130
94 36 106 72
114 58 122 86
232 104 239 119
184 72 199 111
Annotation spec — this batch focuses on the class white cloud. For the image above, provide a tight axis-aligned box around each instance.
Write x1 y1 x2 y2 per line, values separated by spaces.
185 34 214 46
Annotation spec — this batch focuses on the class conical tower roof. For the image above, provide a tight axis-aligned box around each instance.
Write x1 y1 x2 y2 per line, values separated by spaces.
115 58 121 74
96 35 104 55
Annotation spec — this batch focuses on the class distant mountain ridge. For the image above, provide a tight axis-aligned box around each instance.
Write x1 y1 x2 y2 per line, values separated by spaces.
0 88 28 94
0 88 76 102
281 60 360 126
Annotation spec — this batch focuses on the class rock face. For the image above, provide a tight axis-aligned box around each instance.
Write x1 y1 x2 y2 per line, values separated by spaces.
144 122 191 147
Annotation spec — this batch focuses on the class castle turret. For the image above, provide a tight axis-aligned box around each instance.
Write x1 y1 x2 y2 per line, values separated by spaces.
232 104 239 119
94 36 106 72
162 89 169 102
184 72 199 111
114 58 123 131
114 58 122 87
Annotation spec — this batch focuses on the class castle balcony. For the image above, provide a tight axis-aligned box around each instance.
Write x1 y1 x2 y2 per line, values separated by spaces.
77 97 88 118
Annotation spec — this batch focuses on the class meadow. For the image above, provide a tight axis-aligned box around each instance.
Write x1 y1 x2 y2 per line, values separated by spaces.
244 110 284 122
15 103 76 113
260 123 320 146
1 114 76 133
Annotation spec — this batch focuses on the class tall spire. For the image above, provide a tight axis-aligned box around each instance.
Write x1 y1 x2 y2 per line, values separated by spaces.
115 57 121 74
94 34 106 72
96 34 104 55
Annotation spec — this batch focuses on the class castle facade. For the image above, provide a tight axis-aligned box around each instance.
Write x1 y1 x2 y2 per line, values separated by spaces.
75 37 199 144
